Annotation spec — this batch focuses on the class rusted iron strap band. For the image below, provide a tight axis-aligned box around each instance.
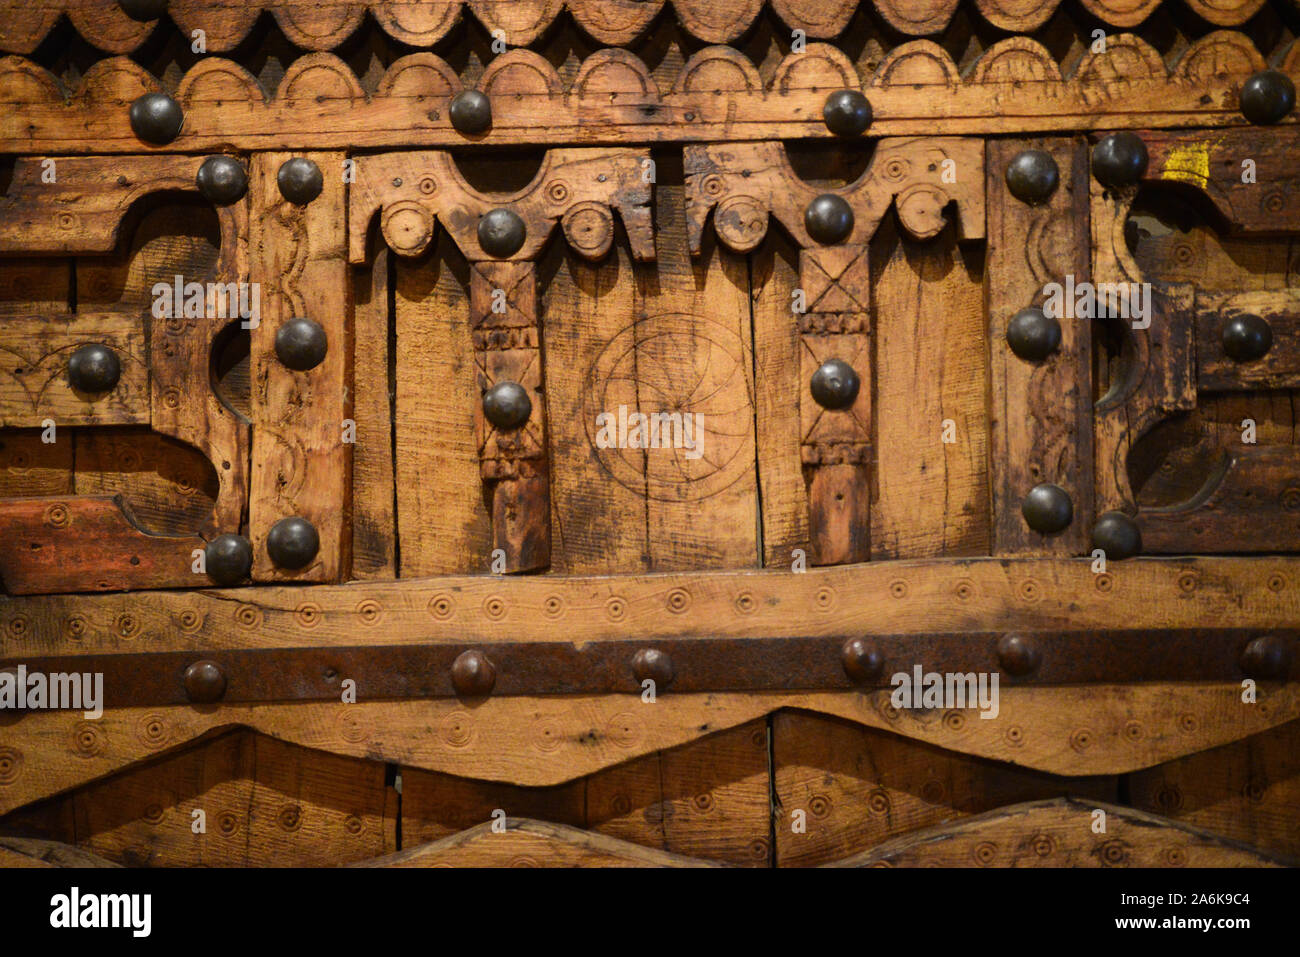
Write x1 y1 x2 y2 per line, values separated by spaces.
2 629 1295 707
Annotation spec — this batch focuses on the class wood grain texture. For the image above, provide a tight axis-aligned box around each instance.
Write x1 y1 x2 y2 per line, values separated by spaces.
750 239 810 568
350 246 396 579
1130 718 1300 861
827 797 1291 867
393 237 489 576
4 682 1298 812
774 712 1115 867
1 730 393 867
871 220 989 559
0 314 148 428
6 557 1300 655
1196 289 1300 392
353 818 722 867
248 151 352 582
0 837 120 868
2 41 1292 153
0 495 205 594
0 156 204 254
401 720 771 865
986 138 1092 555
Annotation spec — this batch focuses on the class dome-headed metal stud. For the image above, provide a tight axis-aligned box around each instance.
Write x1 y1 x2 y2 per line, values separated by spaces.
277 157 323 205
1022 483 1073 534
184 660 227 704
997 634 1040 677
195 155 248 206
841 637 883 685
478 208 526 258
1091 511 1142 560
1006 306 1061 362
266 516 319 569
1240 635 1293 681
1091 132 1149 191
128 92 183 145
1005 149 1059 206
1240 70 1296 125
119 0 168 20
451 650 496 697
204 533 253 586
1222 314 1273 362
804 193 854 245
809 358 860 410
274 317 328 371
632 648 674 690
67 344 121 394
482 381 532 430
823 90 872 137
449 89 492 135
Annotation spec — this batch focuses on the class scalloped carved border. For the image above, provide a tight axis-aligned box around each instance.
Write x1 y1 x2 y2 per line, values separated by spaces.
0 1 1279 55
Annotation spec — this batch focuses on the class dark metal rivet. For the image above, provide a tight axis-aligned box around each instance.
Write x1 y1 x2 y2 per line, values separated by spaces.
119 0 168 20
1222 313 1273 363
1091 132 1149 191
274 317 328 371
1005 149 1059 206
451 650 496 697
1022 483 1074 534
632 648 675 690
1006 306 1061 362
195 155 248 206
823 90 872 137
809 358 860 410
277 157 323 205
1240 70 1296 125
205 533 253 586
482 381 532 430
449 89 492 134
129 92 184 145
1091 511 1142 560
997 634 1040 677
478 208 526 258
841 637 883 685
804 193 854 245
266 516 319 569
184 660 227 704
1241 635 1293 681
67 344 121 394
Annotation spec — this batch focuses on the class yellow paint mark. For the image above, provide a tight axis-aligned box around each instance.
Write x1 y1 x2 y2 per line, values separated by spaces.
1161 139 1220 189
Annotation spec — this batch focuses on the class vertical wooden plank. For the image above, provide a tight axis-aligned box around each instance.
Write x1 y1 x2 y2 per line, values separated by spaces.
585 722 772 866
871 220 990 559
351 245 396 579
750 238 809 567
248 151 351 581
542 244 650 573
772 712 1117 867
393 238 489 575
470 261 549 572
632 164 759 571
799 246 872 565
986 137 1092 555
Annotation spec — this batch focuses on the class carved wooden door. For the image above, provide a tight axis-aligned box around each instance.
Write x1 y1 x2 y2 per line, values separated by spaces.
1 0 1298 872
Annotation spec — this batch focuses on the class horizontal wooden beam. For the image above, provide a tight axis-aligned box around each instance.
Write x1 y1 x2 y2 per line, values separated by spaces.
0 38 1292 153
2 556 1298 655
